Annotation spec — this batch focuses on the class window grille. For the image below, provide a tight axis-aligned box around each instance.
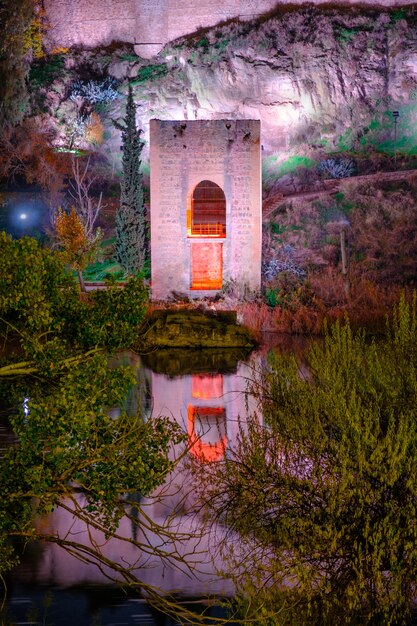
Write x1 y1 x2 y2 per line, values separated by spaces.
188 180 226 237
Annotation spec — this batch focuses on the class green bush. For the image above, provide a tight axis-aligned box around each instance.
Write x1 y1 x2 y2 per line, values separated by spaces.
29 54 66 88
0 234 149 360
202 295 417 624
76 276 149 351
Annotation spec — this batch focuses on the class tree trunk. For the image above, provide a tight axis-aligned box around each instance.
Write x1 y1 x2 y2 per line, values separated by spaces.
340 229 350 298
77 269 86 293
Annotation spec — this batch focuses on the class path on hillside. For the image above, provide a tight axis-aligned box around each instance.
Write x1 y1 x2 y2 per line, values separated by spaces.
263 167 417 219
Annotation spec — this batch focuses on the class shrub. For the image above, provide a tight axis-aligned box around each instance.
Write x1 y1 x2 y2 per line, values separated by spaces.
75 276 149 351
263 246 306 282
197 295 417 623
317 157 356 179
70 77 120 104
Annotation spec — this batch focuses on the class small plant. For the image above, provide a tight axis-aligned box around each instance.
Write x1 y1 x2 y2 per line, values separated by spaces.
266 288 279 307
130 64 168 86
263 246 306 281
70 77 121 104
317 158 356 179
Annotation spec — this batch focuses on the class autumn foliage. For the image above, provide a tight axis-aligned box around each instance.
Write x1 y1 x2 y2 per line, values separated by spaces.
55 208 89 270
55 207 102 291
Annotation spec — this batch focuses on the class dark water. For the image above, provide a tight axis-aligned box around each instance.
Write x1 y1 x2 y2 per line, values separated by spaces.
4 584 231 626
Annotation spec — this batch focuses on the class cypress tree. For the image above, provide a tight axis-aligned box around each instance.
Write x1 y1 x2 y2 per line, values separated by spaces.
113 83 145 274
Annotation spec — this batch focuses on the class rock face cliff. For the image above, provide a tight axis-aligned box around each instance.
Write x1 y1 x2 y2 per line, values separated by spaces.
38 5 417 167
44 0 414 58
121 6 417 160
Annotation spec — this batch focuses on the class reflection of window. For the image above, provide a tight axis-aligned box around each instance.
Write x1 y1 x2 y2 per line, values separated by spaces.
188 405 227 462
192 374 223 399
188 180 226 237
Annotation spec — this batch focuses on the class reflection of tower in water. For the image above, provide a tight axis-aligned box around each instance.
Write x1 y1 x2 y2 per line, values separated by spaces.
188 374 228 462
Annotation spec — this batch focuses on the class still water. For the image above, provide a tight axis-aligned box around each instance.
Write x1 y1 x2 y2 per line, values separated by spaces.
2 338 306 626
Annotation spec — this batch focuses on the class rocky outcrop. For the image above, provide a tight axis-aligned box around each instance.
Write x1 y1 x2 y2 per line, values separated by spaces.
127 6 417 154
44 0 410 58
138 309 256 348
40 6 417 165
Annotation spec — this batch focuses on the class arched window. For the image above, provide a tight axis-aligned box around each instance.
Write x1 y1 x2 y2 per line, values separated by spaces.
188 180 226 237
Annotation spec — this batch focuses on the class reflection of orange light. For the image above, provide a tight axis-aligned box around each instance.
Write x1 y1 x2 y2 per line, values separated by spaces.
188 405 227 462
192 374 223 399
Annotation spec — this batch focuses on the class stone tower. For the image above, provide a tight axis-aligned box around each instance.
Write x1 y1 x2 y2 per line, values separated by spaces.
150 119 261 300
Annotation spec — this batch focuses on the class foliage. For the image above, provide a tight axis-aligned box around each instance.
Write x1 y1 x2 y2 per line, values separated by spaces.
317 157 356 179
75 276 149 351
346 181 417 284
70 77 121 104
23 3 48 59
0 231 79 335
266 288 279 307
0 117 71 207
197 295 417 624
0 351 185 576
0 0 34 126
130 64 168 86
28 53 65 87
113 84 146 274
262 245 306 281
262 155 316 186
83 257 126 282
55 208 102 291
0 233 148 358
0 231 193 614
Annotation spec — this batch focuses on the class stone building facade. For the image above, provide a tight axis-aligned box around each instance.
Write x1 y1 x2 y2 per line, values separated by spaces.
150 119 261 300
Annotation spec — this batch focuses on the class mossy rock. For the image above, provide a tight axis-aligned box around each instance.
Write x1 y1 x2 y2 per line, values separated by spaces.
138 309 256 349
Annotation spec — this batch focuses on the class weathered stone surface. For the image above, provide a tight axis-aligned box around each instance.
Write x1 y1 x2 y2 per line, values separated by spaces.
138 309 256 348
41 7 417 167
44 0 416 58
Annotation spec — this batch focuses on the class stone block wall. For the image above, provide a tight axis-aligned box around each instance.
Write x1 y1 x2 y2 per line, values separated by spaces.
150 119 261 301
45 0 411 58
44 0 135 49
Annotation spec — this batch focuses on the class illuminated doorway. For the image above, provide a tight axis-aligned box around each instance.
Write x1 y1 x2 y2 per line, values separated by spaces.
191 242 223 290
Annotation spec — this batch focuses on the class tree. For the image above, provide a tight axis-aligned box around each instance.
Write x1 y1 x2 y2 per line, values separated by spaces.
0 232 148 360
0 0 34 127
68 155 106 241
0 117 71 208
0 234 220 622
113 83 146 275
55 207 102 292
194 295 417 624
0 352 187 605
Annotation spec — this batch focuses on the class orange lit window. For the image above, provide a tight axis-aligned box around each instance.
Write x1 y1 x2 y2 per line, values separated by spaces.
188 405 227 462
187 180 226 237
